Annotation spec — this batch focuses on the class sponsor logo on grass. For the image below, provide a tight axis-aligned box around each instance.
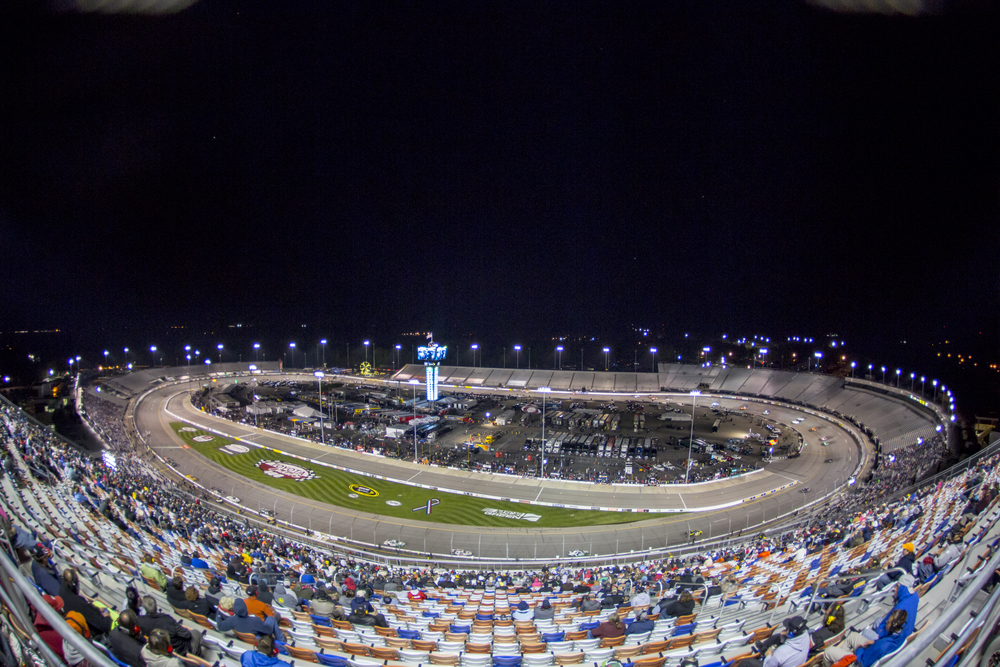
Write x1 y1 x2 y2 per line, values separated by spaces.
385 500 402 507
347 493 359 499
255 460 317 481
482 508 542 522
413 499 440 514
219 444 250 455
192 435 215 442
180 427 198 432
348 484 378 497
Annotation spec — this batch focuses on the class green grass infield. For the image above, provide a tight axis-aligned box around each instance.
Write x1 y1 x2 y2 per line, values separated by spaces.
170 422 662 528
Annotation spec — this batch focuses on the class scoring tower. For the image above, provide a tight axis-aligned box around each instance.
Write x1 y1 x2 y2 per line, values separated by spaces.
417 333 447 401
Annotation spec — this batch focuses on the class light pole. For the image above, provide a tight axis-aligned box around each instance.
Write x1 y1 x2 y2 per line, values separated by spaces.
650 347 657 373
881 366 886 384
253 343 260 362
896 368 901 387
850 361 856 378
868 363 873 380
320 339 327 368
603 347 610 371
288 342 296 368
539 387 551 478
150 346 157 368
123 347 129 367
514 345 521 369
395 344 402 370
103 350 109 367
363 340 370 367
314 371 326 445
556 345 563 370
217 343 224 364
471 344 478 368
910 372 915 392
685 390 701 483
68 358 75 374
932 379 938 402
813 351 823 372
921 376 926 396
409 379 420 462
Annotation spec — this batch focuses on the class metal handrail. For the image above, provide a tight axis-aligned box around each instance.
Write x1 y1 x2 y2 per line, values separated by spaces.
0 534 117 667
769 566 907 625
885 545 1000 666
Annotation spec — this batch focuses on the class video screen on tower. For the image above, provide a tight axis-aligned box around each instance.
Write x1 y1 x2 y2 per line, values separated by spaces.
417 346 447 362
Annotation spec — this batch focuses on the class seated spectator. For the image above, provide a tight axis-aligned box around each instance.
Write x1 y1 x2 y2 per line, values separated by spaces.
141 629 183 667
140 555 167 591
59 568 112 637
244 586 277 621
108 609 147 667
165 575 187 607
240 635 289 667
138 597 199 656
216 598 286 643
580 594 601 612
589 611 625 639
823 610 907 667
183 587 213 617
533 599 555 621
625 610 655 636
658 590 695 618
35 595 66 662
875 543 915 590
31 545 61 596
810 601 846 648
744 615 812 667
512 600 534 621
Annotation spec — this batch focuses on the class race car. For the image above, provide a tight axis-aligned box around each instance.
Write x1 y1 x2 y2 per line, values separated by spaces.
567 550 590 558
686 530 703 538
451 549 473 557
259 508 275 517
224 496 240 504
383 540 406 549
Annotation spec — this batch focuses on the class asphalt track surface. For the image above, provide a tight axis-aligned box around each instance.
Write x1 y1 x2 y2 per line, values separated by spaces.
134 379 865 560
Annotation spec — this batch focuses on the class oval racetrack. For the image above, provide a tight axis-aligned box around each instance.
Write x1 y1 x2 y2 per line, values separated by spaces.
134 379 865 559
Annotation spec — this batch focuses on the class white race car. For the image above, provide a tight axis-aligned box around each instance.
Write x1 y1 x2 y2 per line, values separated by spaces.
451 549 473 557
567 550 590 558
383 540 406 549
224 496 240 504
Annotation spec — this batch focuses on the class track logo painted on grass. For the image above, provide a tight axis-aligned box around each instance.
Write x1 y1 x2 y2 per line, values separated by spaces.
255 460 317 481
482 508 542 522
220 444 250 455
385 500 402 507
192 435 215 442
348 484 378 497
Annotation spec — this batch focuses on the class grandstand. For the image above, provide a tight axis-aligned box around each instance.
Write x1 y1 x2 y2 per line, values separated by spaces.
392 365 946 454
2 390 1000 667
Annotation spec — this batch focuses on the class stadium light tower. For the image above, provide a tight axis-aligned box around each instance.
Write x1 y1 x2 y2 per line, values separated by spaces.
395 344 402 370
881 366 886 384
603 347 610 371
123 347 129 366
932 379 938 401
470 344 478 367
150 346 157 368
685 390 701 484
514 345 522 369
409 378 421 462
314 371 326 444
253 342 261 362
650 347 657 373
896 368 901 387
539 387 552 479
850 361 856 378
320 339 327 368
363 340 370 367
556 345 563 370
910 372 915 392
921 376 926 395
288 342 296 368
217 343 224 364
103 350 109 367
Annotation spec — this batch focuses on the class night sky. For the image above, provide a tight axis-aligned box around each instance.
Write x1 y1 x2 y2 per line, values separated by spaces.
1 1 998 369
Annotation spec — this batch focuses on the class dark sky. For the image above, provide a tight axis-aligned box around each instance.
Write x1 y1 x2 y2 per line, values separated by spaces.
2 0 998 350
